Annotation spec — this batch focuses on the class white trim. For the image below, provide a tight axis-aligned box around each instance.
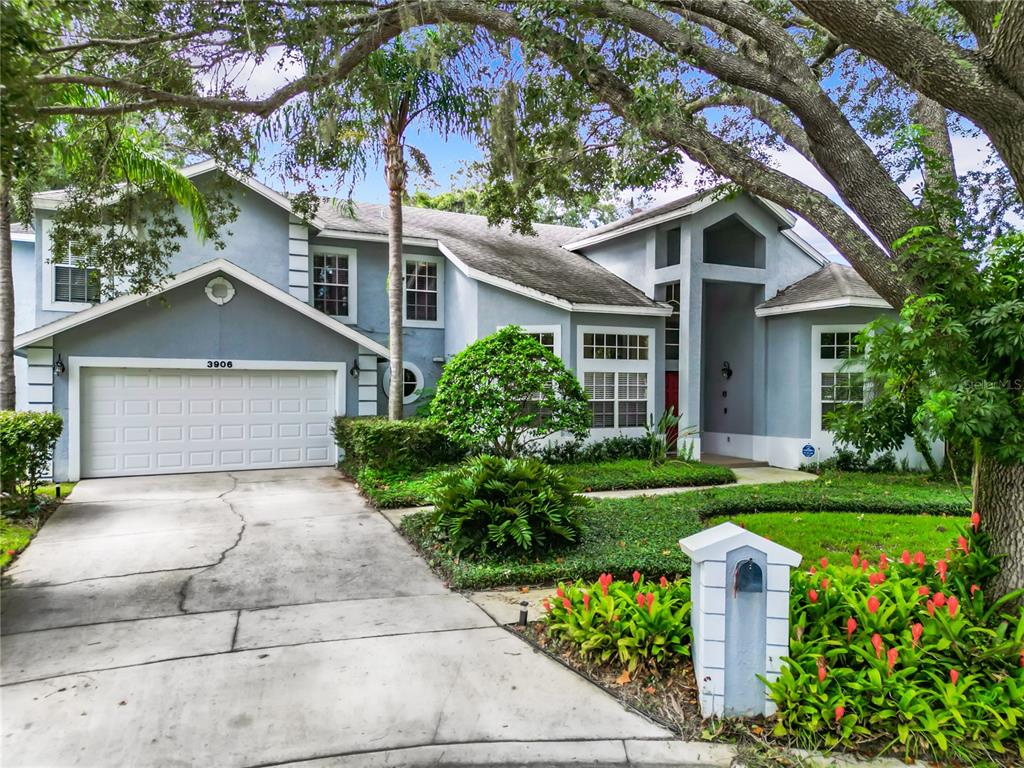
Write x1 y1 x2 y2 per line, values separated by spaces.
11 231 35 243
39 218 97 313
576 324 656 438
309 244 357 324
502 324 562 359
204 276 236 305
810 324 866 450
564 193 796 251
402 252 445 329
755 296 891 317
317 229 439 248
15 258 390 359
66 356 346 481
440 242 672 317
382 361 424 405
780 229 829 267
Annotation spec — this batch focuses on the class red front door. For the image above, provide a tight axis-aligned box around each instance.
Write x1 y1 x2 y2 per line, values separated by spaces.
665 371 680 454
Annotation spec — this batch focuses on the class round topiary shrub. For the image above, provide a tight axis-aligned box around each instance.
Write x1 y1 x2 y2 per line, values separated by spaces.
430 326 590 457
431 455 588 557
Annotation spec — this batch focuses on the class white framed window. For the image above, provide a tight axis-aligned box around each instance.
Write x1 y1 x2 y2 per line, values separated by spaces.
382 361 424 405
811 325 866 440
40 219 102 312
403 253 444 328
311 245 356 323
577 325 655 434
500 324 562 358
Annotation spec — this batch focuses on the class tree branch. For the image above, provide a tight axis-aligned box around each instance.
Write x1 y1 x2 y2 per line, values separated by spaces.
946 0 1000 46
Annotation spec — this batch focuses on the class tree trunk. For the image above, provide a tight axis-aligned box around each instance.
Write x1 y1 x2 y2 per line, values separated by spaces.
0 173 16 412
383 126 407 421
975 453 1024 599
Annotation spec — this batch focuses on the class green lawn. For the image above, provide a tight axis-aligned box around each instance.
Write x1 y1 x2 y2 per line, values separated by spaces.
355 458 736 508
1 482 76 570
401 471 969 589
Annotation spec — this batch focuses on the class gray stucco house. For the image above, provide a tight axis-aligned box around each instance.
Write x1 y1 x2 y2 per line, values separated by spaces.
12 161 929 480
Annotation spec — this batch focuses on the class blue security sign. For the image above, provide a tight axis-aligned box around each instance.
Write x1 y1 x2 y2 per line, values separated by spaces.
801 444 816 458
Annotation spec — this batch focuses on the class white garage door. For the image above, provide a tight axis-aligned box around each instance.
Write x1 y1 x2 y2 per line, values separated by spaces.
80 367 337 477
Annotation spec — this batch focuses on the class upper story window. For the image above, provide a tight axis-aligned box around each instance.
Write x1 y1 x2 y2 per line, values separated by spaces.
655 226 682 268
812 325 866 436
820 331 858 359
582 332 649 360
661 282 681 361
403 253 444 328
311 246 356 323
703 214 765 268
53 250 101 304
502 325 561 358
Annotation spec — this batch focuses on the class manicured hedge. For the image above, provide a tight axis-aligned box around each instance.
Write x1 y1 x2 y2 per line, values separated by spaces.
333 417 465 471
0 411 63 498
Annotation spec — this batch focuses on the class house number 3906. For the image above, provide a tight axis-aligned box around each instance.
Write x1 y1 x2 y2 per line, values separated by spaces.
207 360 233 368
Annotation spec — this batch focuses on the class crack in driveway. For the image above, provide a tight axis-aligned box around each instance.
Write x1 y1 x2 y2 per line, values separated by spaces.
177 474 245 613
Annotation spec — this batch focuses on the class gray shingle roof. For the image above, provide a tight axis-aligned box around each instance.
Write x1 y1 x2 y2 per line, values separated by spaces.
757 263 887 310
316 200 662 309
578 190 707 240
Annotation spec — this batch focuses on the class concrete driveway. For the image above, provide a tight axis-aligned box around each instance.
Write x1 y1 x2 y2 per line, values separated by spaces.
0 469 700 767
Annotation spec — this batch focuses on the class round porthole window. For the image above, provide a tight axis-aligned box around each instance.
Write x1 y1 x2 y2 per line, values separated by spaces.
382 363 424 405
205 276 235 305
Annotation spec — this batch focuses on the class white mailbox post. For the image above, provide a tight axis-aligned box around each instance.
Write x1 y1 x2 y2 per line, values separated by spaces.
680 522 802 719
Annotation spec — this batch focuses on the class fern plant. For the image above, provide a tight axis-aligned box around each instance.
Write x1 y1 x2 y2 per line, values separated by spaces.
430 455 588 557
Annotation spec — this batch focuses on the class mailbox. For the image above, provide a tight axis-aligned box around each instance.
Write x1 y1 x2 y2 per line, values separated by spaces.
680 522 802 718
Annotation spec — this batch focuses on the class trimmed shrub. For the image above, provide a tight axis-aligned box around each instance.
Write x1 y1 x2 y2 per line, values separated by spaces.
532 436 651 464
769 521 1024 762
544 572 692 672
431 326 590 457
333 417 464 471
431 455 588 557
0 411 63 497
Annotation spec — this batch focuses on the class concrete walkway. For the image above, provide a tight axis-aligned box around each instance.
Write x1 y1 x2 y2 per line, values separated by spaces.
381 465 817 526
0 469 698 767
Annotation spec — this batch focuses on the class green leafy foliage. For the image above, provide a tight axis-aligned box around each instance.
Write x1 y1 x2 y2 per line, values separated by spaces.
430 456 588 557
403 471 965 589
769 523 1024 762
0 411 63 501
544 573 692 672
431 327 590 456
333 417 464 471
532 435 651 464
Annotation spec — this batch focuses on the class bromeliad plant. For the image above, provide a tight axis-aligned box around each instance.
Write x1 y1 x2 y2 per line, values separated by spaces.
543 572 692 672
769 517 1024 763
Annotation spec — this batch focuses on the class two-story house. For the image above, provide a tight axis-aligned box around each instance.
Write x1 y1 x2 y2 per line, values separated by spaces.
12 161 932 480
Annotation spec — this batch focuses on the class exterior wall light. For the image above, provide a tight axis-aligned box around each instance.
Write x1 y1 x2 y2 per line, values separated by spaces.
721 361 733 380
53 354 66 377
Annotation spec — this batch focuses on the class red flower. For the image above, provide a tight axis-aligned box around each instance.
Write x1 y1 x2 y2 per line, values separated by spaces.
970 511 980 532
835 705 845 723
561 598 572 612
887 647 898 673
636 592 646 607
901 550 911 566
957 536 969 556
879 553 889 571
556 586 565 598
582 592 591 611
847 617 857 639
936 559 948 582
5 549 14 556
599 573 613 595
911 623 923 646
933 592 946 608
816 656 827 683
927 600 936 617
871 633 883 658
809 565 817 575
867 596 880 614
947 595 959 617
808 589 819 604
543 599 552 613
632 570 641 585
913 551 926 568
822 578 830 590
646 592 655 614
851 554 860 568
1019 650 1024 668
820 557 829 569
660 575 669 589
970 584 980 597
868 572 885 587
950 669 959 685
918 585 930 597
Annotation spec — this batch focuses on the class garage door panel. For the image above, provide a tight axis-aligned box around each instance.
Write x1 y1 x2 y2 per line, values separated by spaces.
81 367 337 478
